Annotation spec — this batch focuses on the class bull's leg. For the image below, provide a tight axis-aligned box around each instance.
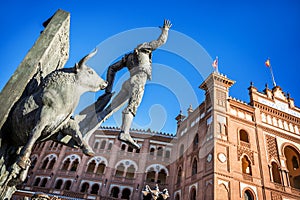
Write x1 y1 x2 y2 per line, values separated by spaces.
64 119 95 157
17 121 45 169
17 107 52 169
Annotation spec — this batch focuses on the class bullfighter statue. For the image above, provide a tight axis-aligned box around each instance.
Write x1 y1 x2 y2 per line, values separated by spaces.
79 20 172 149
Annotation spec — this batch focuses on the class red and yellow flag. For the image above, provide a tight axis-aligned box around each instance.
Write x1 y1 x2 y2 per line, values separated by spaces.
212 57 218 69
265 59 270 67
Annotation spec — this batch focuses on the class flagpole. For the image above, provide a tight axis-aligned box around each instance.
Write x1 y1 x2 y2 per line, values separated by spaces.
269 64 276 87
266 58 277 87
216 56 219 73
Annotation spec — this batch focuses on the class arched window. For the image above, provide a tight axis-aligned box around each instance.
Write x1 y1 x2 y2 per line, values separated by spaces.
40 178 48 187
126 165 135 179
175 194 180 200
33 177 41 186
55 179 63 189
64 180 72 190
91 184 100 195
179 144 184 156
110 187 120 198
242 155 252 175
165 150 170 159
146 169 156 182
100 140 106 149
108 143 113 150
192 158 197 176
115 164 125 177
96 163 106 175
50 141 55 148
244 189 254 200
271 162 281 184
48 158 56 170
240 130 249 143
128 146 133 152
30 156 38 170
177 167 182 184
157 147 163 157
292 156 299 169
157 169 167 184
62 158 70 170
94 141 99 149
41 158 49 169
121 144 127 151
121 188 131 199
70 159 79 171
193 134 199 148
87 160 96 173
150 147 155 156
80 182 89 193
190 187 196 200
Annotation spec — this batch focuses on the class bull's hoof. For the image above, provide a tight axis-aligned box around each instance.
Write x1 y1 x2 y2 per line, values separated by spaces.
118 131 140 150
17 157 31 170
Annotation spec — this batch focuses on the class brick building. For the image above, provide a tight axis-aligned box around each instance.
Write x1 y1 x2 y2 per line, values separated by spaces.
15 72 300 200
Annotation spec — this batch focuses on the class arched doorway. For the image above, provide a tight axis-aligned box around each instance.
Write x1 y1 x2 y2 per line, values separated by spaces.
284 145 300 189
121 188 131 199
244 189 255 200
110 187 120 198
190 187 196 200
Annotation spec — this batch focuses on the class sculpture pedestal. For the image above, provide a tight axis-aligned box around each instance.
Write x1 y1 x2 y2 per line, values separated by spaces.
0 9 70 199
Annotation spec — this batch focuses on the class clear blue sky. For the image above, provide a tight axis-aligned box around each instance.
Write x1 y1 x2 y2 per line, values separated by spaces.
1 0 299 134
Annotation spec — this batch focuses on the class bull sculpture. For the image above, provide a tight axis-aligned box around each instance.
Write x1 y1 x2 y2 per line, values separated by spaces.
5 49 107 169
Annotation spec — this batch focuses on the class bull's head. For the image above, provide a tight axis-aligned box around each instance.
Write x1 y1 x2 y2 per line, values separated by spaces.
75 49 108 91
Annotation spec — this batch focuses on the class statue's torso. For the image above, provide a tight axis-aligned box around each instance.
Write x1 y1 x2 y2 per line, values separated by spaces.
126 51 152 80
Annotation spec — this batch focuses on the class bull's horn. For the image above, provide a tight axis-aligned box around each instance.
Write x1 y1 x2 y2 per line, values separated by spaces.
78 48 98 66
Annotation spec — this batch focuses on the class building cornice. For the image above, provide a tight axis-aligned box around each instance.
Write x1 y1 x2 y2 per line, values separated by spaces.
258 124 300 144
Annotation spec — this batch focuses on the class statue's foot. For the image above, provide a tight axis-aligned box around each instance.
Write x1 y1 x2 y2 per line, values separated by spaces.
17 156 31 170
118 131 140 150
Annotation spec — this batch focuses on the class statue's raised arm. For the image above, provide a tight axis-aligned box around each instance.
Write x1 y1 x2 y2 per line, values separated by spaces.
137 19 172 51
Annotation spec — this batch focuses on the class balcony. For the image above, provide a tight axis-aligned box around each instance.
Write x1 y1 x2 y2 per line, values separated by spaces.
291 188 300 196
32 186 50 193
242 173 253 182
111 176 136 185
272 182 284 191
240 141 251 149
62 190 85 198
56 170 76 177
144 181 169 189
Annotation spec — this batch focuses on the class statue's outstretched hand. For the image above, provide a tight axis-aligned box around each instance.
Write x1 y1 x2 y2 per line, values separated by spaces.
162 19 172 30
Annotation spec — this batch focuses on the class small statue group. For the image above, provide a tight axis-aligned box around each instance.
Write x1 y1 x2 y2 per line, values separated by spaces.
30 192 61 200
142 184 170 200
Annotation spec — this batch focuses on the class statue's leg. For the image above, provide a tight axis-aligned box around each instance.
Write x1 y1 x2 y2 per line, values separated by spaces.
118 73 147 149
